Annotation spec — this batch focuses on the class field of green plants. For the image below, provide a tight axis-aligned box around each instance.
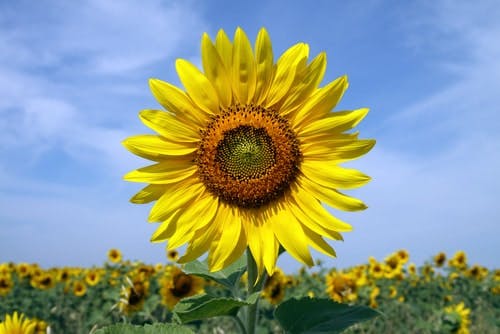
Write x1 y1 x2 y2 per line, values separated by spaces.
1 249 498 333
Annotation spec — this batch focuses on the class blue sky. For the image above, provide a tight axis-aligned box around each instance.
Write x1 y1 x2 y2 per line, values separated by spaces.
1 0 499 272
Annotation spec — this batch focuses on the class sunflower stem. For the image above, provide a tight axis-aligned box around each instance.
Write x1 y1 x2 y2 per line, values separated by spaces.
245 248 265 334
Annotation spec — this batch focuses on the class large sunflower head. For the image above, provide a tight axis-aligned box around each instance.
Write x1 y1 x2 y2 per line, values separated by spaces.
0 312 36 334
124 27 375 275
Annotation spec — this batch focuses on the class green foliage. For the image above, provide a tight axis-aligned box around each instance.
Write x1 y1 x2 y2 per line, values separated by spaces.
1 252 498 333
173 294 250 323
275 298 381 333
183 256 246 291
94 323 195 334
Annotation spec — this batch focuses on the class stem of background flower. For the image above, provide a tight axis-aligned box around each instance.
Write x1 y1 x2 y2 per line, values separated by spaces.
245 248 265 334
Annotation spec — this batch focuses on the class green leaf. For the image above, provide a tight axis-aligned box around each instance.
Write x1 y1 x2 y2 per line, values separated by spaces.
94 323 195 334
173 293 251 324
275 297 382 333
182 256 246 290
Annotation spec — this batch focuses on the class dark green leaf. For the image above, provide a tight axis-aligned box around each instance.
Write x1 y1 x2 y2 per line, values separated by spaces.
182 256 246 290
275 297 381 333
94 323 195 334
173 294 250 323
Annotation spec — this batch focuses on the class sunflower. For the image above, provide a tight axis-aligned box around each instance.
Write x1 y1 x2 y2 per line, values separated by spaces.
444 302 471 334
0 312 36 334
159 266 204 310
262 268 288 305
123 27 374 275
85 269 101 286
118 276 150 315
434 252 447 267
31 272 55 290
325 270 357 303
0 274 13 296
73 280 87 297
167 249 179 262
448 251 467 270
107 248 123 263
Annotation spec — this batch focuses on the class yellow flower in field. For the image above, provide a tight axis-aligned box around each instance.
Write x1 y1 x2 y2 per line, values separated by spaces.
326 271 357 303
0 274 13 297
448 251 467 270
465 264 488 281
32 323 45 334
123 27 374 275
56 268 72 283
0 311 36 334
16 263 32 279
119 276 150 314
434 252 447 267
32 319 48 334
31 272 55 290
407 263 417 276
262 268 288 305
369 285 380 309
422 264 434 281
444 302 471 334
494 269 500 281
85 270 101 286
388 285 398 298
395 249 409 264
107 249 122 263
73 280 87 297
369 261 384 280
167 249 179 262
159 266 204 310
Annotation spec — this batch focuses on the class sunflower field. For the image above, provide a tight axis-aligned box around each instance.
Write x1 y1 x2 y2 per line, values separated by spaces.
1 249 498 333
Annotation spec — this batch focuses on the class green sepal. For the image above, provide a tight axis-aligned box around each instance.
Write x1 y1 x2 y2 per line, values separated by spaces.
94 323 195 334
274 297 382 333
173 293 251 324
182 256 246 290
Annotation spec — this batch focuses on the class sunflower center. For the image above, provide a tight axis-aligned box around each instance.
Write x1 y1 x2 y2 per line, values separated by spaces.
216 126 276 180
197 104 301 209
171 274 193 297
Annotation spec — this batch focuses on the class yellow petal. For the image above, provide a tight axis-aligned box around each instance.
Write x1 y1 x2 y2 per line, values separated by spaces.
244 214 265 277
270 204 314 266
209 204 246 271
130 184 165 204
215 29 233 72
150 210 181 242
177 212 222 264
168 193 219 249
291 183 353 232
149 78 208 126
122 135 197 159
139 109 200 142
232 27 256 105
292 75 349 129
124 161 197 184
302 224 337 258
254 27 274 105
286 196 343 240
148 180 203 222
259 215 279 275
302 139 376 162
302 160 371 189
201 33 232 108
298 175 367 212
265 43 309 107
280 52 326 115
176 59 219 114
298 108 369 138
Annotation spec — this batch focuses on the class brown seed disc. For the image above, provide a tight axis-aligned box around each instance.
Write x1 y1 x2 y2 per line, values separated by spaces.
196 104 301 208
